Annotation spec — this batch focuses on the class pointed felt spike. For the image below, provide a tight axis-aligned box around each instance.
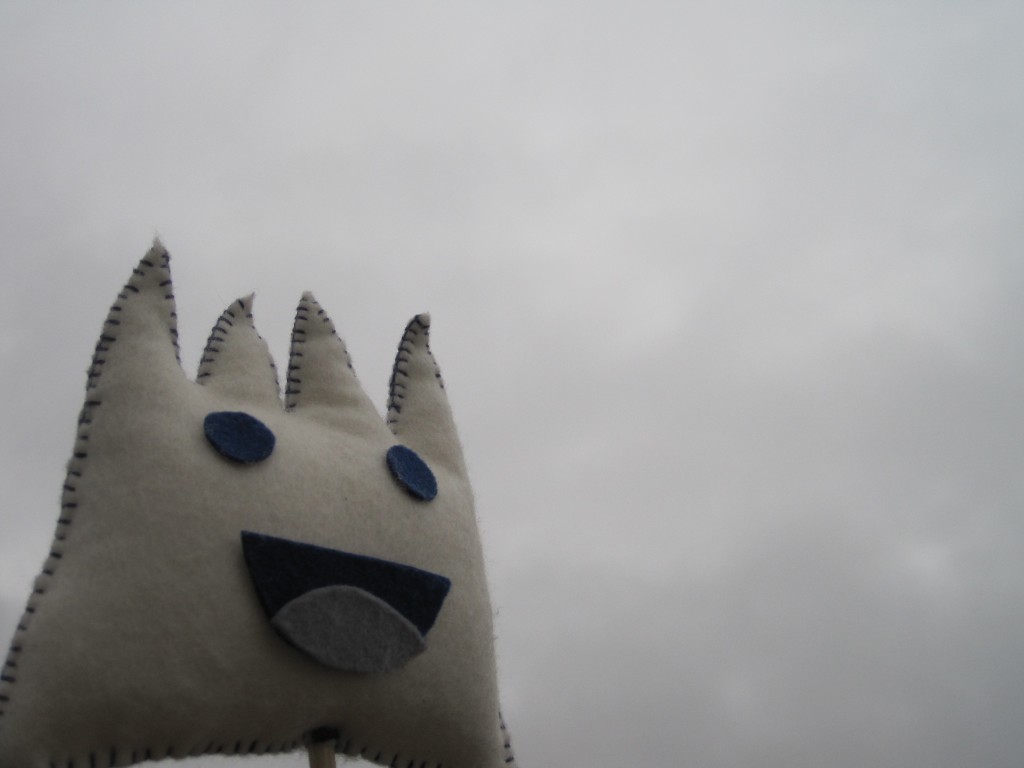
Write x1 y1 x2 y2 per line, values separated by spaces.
386 314 469 477
85 239 183 399
196 295 280 406
285 293 388 435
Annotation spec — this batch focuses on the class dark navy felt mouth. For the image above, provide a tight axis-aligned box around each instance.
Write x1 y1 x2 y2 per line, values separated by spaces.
240 531 451 673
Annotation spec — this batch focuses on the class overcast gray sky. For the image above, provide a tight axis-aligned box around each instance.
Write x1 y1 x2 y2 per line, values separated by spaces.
2 2 1023 766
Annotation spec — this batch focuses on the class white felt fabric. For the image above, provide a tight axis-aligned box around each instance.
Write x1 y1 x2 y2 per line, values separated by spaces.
0 243 515 768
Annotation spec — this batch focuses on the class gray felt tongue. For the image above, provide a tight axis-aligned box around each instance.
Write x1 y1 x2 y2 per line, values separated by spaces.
271 585 427 673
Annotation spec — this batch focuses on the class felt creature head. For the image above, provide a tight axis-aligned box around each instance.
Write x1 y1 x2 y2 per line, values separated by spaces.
0 243 516 768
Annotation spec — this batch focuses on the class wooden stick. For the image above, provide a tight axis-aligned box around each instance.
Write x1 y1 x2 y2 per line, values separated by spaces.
308 738 337 768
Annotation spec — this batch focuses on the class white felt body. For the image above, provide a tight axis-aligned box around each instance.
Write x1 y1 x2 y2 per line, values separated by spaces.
0 245 515 768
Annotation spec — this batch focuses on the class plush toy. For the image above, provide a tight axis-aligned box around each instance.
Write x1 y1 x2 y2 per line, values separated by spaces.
0 242 516 768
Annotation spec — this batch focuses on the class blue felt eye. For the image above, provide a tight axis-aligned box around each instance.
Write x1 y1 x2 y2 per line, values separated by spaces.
204 411 276 464
386 445 437 501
